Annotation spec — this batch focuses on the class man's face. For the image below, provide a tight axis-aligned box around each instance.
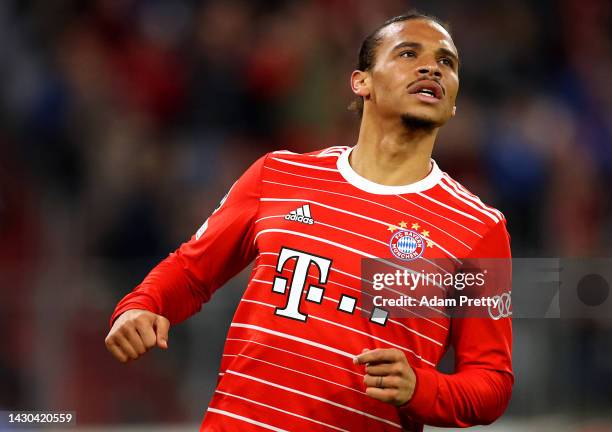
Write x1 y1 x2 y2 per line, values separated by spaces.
357 19 460 127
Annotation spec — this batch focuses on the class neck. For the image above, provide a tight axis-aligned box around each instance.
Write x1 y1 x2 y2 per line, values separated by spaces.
351 113 438 187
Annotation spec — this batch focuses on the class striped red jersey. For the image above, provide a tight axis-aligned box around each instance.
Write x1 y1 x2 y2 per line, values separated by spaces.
111 146 513 431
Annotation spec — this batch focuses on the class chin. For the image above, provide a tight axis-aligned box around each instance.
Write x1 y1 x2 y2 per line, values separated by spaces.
400 112 443 131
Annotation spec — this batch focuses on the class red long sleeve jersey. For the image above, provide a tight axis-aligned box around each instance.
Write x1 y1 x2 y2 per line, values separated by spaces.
111 146 513 431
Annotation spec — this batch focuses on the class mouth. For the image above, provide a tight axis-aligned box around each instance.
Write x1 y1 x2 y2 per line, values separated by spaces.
407 79 444 101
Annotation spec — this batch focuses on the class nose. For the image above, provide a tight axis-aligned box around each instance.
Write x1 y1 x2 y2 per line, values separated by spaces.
417 64 442 79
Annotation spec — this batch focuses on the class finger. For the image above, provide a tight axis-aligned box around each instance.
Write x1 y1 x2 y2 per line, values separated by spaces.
353 348 371 365
135 321 157 350
355 348 402 365
115 334 140 360
122 326 147 355
154 315 170 349
106 341 129 363
365 363 395 376
365 387 398 403
363 374 401 389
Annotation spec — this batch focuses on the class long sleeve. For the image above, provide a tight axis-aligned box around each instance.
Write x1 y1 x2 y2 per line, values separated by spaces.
400 219 513 427
109 154 267 326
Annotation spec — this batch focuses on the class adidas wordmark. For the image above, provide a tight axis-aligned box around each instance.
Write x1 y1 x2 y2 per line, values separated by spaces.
285 204 314 225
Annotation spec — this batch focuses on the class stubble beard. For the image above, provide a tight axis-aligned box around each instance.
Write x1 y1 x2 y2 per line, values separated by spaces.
400 112 441 133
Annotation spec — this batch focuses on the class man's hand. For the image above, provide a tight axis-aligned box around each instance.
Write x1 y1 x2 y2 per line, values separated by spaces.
105 309 170 363
353 348 416 406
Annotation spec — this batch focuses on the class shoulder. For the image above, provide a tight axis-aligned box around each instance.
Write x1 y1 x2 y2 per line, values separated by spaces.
269 145 349 160
434 167 507 230
433 169 511 257
262 146 349 171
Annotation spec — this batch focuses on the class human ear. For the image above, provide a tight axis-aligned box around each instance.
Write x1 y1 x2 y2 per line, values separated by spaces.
350 70 370 98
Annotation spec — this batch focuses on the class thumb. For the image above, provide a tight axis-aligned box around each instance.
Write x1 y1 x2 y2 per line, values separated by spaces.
353 348 371 364
154 315 170 349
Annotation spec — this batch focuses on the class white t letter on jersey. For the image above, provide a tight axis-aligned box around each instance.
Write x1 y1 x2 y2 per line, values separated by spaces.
272 247 332 322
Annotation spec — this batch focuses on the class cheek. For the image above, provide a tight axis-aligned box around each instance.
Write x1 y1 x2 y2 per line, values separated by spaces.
372 68 406 95
447 77 459 102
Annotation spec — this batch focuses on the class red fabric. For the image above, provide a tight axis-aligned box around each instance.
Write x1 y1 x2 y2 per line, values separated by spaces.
110 147 513 431
110 154 265 326
400 221 513 427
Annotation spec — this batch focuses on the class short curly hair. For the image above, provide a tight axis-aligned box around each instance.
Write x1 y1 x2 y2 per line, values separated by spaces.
348 11 452 117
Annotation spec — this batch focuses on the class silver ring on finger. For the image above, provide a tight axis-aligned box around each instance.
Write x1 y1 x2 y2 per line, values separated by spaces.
377 376 384 388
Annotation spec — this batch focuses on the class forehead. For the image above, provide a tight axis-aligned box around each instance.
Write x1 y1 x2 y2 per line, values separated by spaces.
377 19 457 55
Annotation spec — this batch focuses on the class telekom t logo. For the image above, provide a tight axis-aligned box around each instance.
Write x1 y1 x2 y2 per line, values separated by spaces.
272 247 332 322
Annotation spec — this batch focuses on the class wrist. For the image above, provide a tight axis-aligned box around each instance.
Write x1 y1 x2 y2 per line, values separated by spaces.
399 367 439 417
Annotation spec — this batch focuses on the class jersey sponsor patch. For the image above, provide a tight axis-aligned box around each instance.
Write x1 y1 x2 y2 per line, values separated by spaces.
284 204 314 225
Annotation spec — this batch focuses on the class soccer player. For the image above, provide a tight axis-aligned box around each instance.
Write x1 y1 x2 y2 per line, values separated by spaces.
106 12 513 431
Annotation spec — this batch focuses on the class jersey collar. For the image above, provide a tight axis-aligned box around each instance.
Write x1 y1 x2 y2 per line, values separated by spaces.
336 146 443 195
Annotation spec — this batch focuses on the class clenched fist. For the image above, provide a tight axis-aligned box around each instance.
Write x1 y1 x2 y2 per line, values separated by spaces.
354 348 417 406
105 309 170 363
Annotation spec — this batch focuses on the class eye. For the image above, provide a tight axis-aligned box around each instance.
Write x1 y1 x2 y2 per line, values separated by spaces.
440 57 454 67
399 50 416 58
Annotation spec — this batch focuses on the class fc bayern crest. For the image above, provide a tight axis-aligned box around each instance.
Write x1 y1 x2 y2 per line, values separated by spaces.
389 229 425 261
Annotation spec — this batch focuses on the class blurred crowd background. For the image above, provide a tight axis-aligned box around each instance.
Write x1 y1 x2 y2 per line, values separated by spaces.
1 0 611 429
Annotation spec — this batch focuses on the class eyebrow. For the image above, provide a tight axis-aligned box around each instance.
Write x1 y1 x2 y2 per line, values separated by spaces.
391 41 460 68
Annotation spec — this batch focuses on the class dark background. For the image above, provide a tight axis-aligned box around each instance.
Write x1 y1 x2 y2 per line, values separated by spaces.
0 0 610 429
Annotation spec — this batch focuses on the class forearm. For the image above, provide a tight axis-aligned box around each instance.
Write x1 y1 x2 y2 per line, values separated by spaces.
110 252 208 327
401 367 513 427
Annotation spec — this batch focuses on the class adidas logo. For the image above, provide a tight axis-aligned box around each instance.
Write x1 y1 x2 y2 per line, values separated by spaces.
285 204 314 225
